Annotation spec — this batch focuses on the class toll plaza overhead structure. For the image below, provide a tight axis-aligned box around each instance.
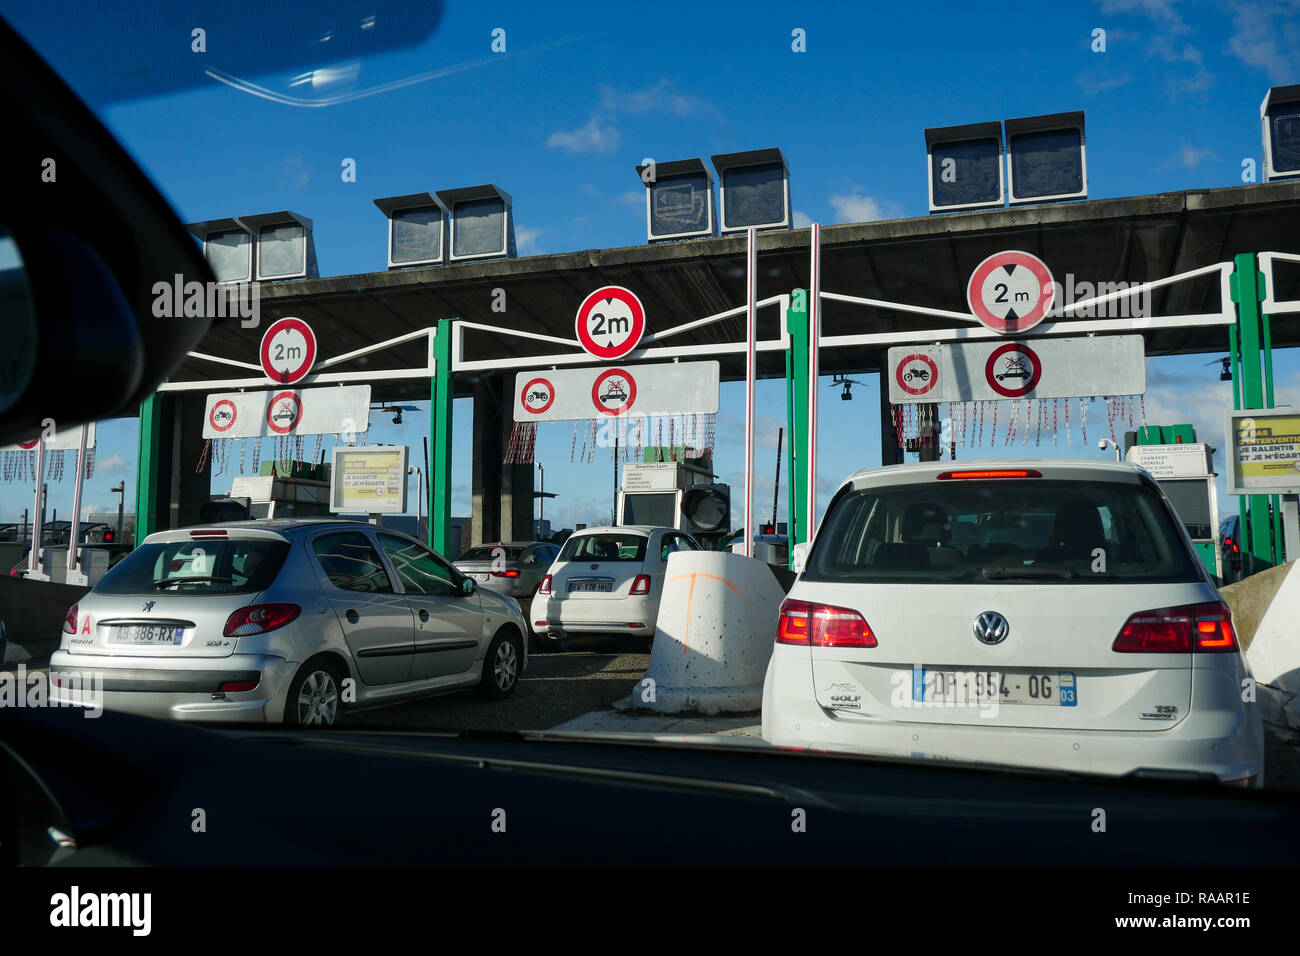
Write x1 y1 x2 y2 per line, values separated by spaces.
144 181 1300 569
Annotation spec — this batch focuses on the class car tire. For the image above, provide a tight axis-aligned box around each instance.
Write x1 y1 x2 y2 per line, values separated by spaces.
479 628 523 700
284 657 346 727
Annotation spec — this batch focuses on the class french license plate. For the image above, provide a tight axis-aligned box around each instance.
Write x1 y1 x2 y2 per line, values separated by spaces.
474 573 490 582
110 625 185 646
913 669 1077 706
568 581 612 593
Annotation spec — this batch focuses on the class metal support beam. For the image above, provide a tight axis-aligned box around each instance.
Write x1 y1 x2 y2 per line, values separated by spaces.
135 392 164 547
429 318 454 555
1229 252 1276 571
785 289 810 565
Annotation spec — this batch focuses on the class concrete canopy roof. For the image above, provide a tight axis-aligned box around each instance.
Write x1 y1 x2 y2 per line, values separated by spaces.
173 181 1300 403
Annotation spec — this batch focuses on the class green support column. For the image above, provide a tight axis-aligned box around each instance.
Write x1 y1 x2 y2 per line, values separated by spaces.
786 290 811 567
428 318 455 555
1229 253 1276 571
134 392 164 547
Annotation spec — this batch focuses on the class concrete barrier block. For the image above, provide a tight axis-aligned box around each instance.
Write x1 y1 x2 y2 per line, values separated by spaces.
632 551 784 715
1243 561 1300 732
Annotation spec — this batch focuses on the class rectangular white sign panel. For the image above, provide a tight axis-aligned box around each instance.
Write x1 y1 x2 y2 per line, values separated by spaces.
0 422 96 452
513 361 720 423
622 462 681 492
1125 443 1213 479
203 385 371 439
330 444 409 514
887 335 1145 404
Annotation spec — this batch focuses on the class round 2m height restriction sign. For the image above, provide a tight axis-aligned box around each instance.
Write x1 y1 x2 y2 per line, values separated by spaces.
575 286 646 360
591 368 637 416
260 317 317 385
967 251 1055 334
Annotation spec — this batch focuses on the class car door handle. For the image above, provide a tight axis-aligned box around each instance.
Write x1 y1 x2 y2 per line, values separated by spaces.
418 609 429 623
345 609 359 623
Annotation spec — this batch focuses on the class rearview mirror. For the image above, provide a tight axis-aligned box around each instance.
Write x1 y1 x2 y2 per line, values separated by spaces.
460 577 476 596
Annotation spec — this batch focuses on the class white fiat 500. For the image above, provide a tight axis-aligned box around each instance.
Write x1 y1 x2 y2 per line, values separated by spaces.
762 460 1264 786
529 526 701 650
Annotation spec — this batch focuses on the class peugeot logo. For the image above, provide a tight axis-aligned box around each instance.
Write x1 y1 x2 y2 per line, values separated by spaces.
141 601 156 613
973 611 1008 645
591 564 599 570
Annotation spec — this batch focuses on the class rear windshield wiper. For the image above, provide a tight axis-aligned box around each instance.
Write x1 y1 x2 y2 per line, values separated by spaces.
153 576 233 588
980 566 1077 581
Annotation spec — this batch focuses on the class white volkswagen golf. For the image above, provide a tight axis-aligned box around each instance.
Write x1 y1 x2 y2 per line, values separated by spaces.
762 460 1264 786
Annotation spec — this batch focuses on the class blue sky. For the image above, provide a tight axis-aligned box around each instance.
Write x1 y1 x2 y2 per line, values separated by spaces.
2 0 1299 537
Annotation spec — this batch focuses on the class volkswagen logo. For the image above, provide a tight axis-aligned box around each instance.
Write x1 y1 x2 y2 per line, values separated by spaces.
973 611 1008 645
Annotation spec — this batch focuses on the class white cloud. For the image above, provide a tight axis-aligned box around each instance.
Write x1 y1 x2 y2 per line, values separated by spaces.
597 79 713 117
618 190 645 207
547 116 619 154
1226 0 1300 83
94 453 129 475
1177 144 1216 168
515 226 544 256
792 210 813 228
1075 66 1135 95
827 192 897 225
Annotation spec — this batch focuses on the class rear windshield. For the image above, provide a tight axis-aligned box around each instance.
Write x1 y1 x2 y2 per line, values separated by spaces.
559 533 647 563
805 478 1201 584
94 538 289 595
459 546 523 561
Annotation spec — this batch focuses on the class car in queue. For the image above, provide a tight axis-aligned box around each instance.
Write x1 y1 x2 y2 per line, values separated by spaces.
762 460 1265 786
529 525 701 651
49 520 528 725
453 540 562 604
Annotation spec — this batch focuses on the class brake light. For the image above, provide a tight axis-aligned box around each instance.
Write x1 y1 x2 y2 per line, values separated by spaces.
539 575 552 595
224 603 301 637
218 679 260 693
937 469 1042 480
1112 602 1238 653
63 604 79 634
1226 537 1239 554
630 574 651 595
776 599 876 647
190 529 227 538
490 569 521 578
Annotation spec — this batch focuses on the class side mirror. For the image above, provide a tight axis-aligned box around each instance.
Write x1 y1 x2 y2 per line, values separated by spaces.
791 542 810 574
460 577 477 596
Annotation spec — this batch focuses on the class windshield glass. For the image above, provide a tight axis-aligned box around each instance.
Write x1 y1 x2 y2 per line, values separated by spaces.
96 538 289 595
806 479 1201 584
3 0 1293 817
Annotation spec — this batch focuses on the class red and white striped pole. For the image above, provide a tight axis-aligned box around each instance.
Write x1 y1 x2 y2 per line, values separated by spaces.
743 228 758 557
807 223 821 542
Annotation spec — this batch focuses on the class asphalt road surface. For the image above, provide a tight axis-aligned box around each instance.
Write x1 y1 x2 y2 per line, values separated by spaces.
344 633 652 733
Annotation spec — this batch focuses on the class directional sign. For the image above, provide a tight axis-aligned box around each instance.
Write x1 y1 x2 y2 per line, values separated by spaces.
202 385 371 438
886 336 1144 404
260 317 317 385
575 286 646 360
513 361 719 423
967 250 1055 334
591 368 638 416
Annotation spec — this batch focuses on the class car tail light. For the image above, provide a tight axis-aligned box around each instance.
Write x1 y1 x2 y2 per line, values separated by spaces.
534 620 548 627
218 679 260 693
628 622 646 628
1227 537 1240 554
1112 602 1238 653
224 603 301 637
630 574 651 595
190 529 227 538
937 469 1042 480
539 575 552 595
776 599 876 647
491 569 521 578
63 604 79 634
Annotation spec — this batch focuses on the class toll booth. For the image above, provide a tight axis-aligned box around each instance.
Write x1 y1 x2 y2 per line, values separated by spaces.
1125 441 1221 580
616 460 731 548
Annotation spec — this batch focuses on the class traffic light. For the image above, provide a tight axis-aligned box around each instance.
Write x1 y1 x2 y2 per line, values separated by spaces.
103 529 114 542
682 484 730 535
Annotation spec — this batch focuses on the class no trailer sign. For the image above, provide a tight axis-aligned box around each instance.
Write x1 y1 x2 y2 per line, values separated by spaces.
575 286 646 360
967 250 1055 334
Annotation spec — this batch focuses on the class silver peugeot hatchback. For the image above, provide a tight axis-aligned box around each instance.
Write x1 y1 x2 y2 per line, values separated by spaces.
49 519 528 725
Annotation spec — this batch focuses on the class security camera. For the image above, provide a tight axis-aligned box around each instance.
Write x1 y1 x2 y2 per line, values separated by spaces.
1097 439 1107 450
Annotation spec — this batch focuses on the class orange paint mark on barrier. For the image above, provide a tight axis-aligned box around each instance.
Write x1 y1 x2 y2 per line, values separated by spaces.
668 572 740 654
